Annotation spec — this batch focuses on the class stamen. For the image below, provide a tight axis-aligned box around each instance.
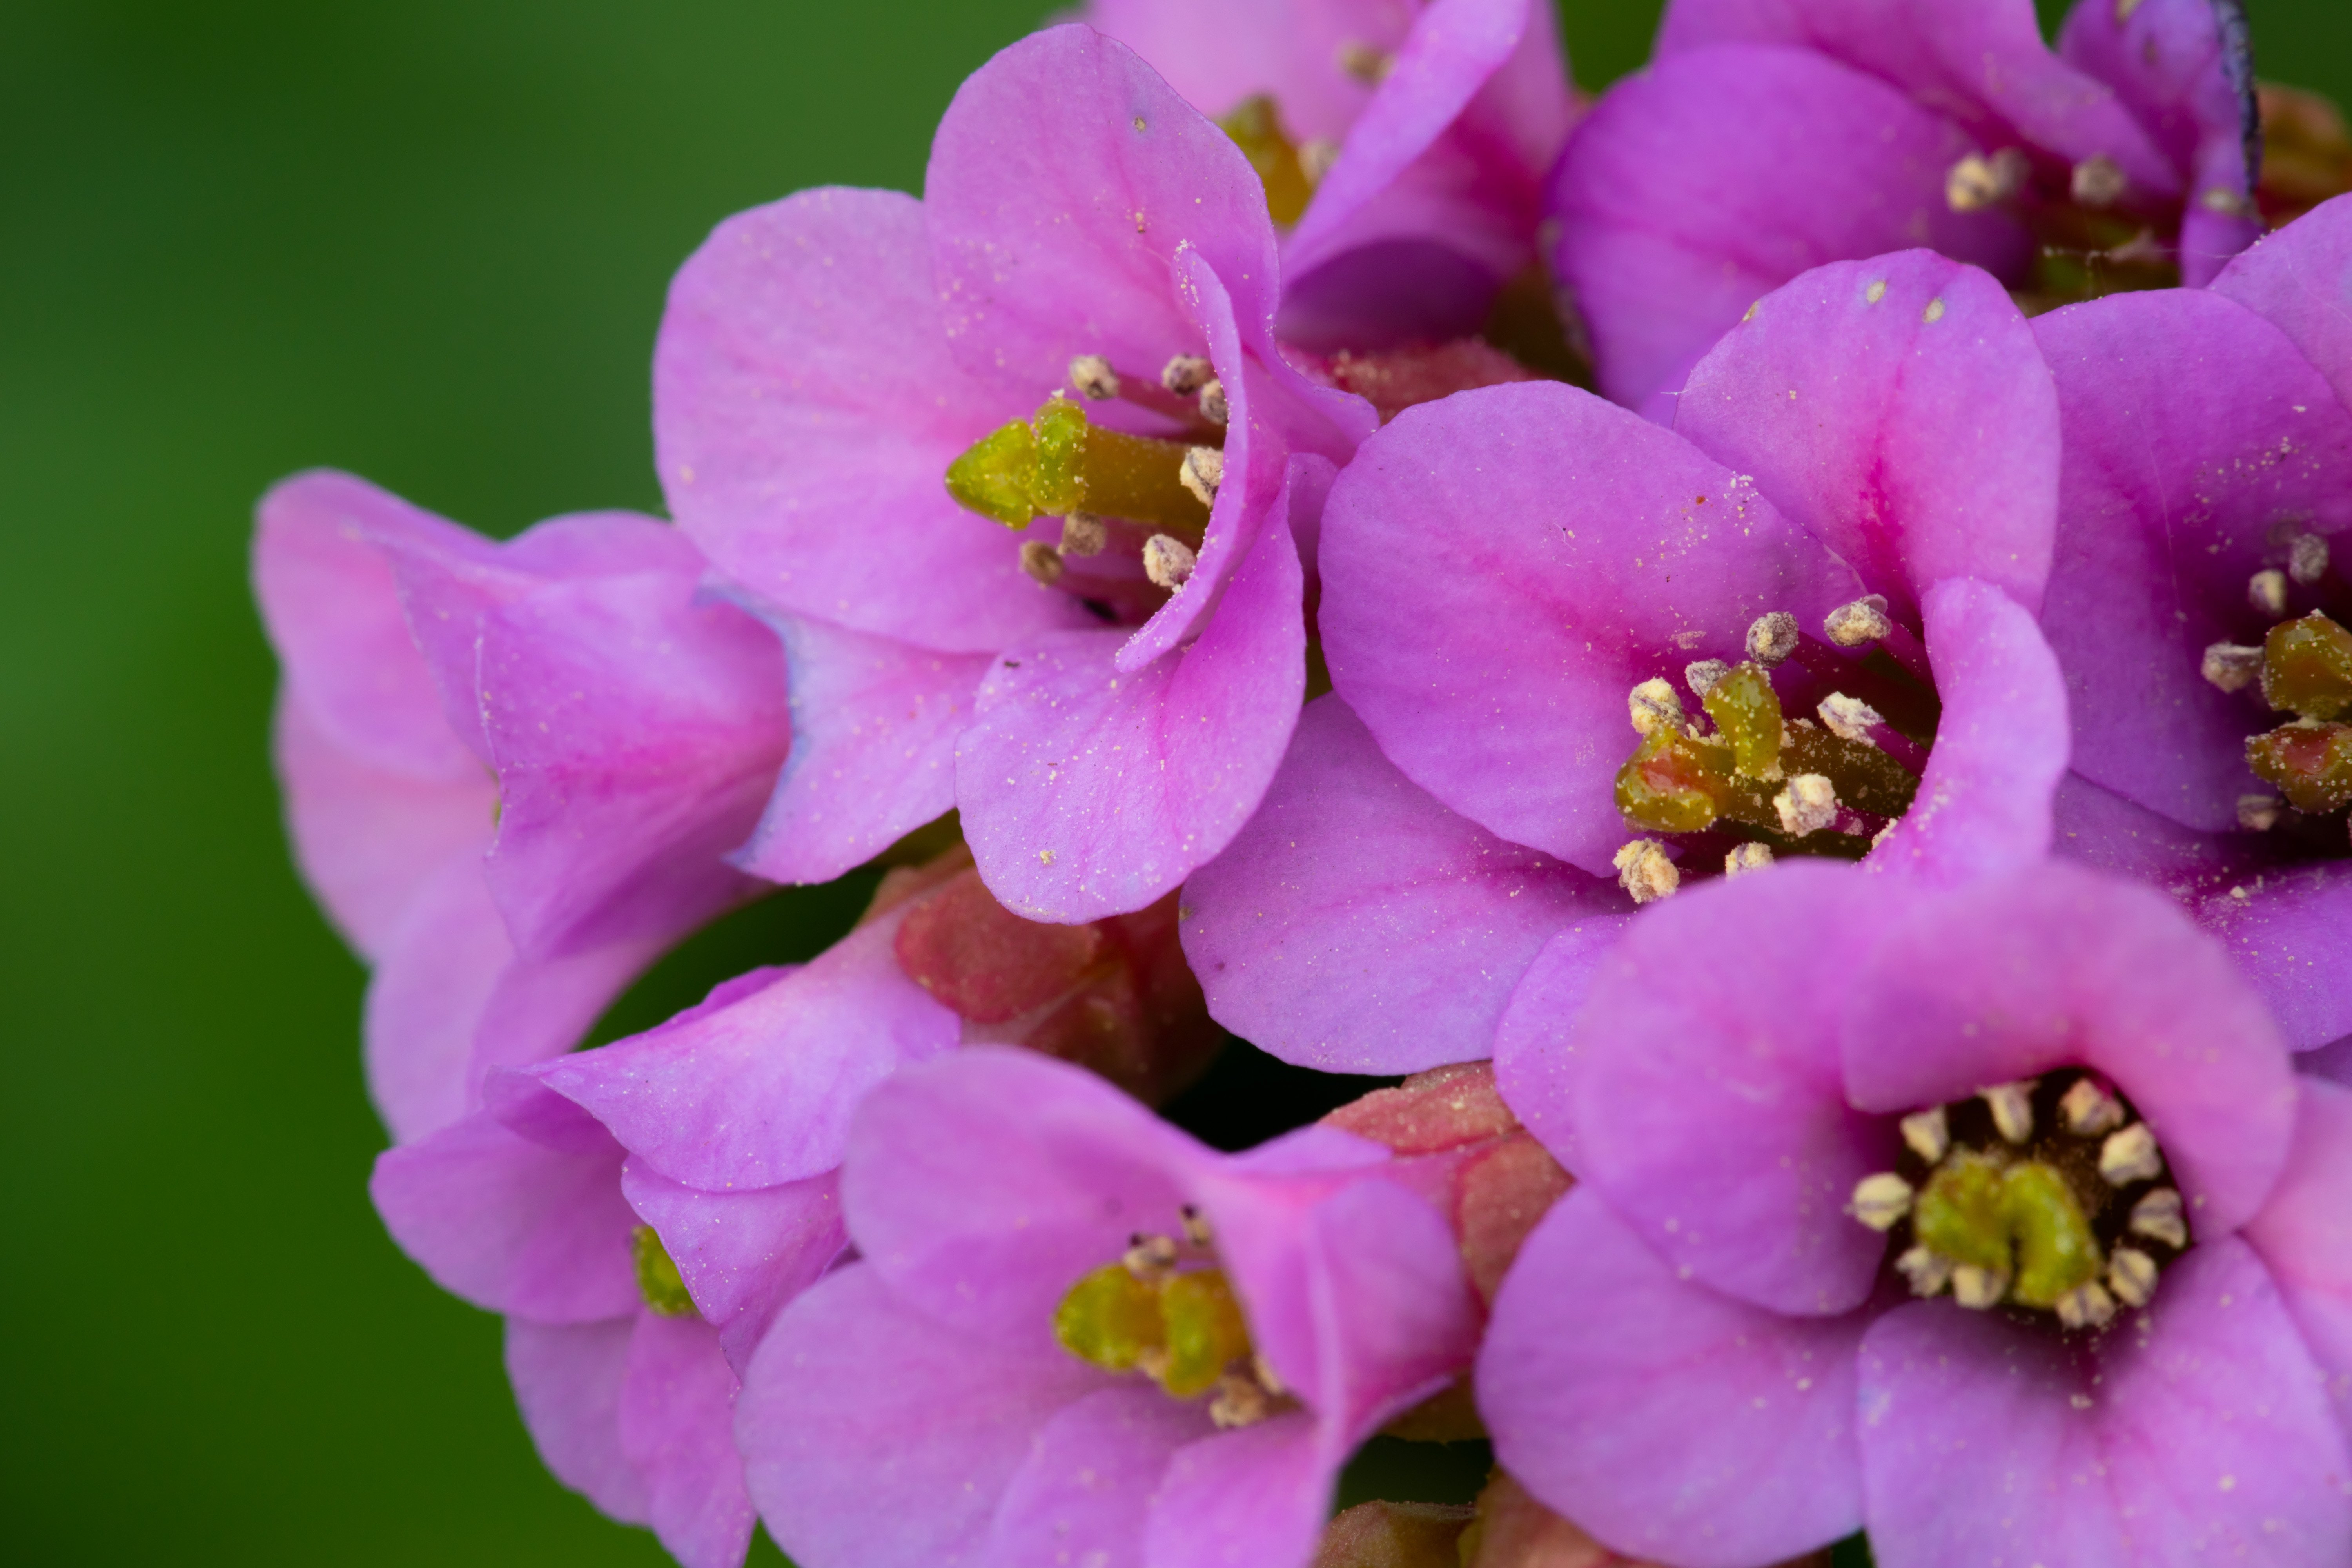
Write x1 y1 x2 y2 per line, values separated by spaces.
1143 534 1198 590
1069 354 1121 401
1627 678 1686 737
1019 540 1064 585
1951 1264 2010 1310
1980 1081 2036 1145
1900 1105 1951 1164
631 1225 698 1318
1336 40 1394 85
2129 1187 2189 1249
2108 1246 2159 1308
1180 1203 1213 1248
1125 1232 1181 1281
1300 139 1340 183
1209 1372 1273 1429
1252 1352 1287 1397
1896 1246 1953 1297
2250 568 2290 620
1947 149 2029 212
1773 773 1838 837
1745 611 1799 667
1817 692 1884 744
2238 794 2284 831
1824 595 1894 648
1060 511 1107 557
1723 842 1775 878
1197 379 1228 426
1851 1172 1915 1231
2290 532 2331 585
2071 154 2128 208
2053 1280 2118 1330
1684 659 1730 698
2202 642 2265 692
1180 446 1223 508
2099 1123 2164 1186
1613 840 1679 905
2058 1076 2125 1137
1162 355 1214 397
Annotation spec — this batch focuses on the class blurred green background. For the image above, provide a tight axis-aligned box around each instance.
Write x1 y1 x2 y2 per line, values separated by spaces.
4 1 2347 1562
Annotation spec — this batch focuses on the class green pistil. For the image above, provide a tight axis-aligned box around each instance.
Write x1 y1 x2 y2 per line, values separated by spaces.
1913 1154 2102 1310
1053 1262 1165 1372
1218 96 1317 227
1702 663 1784 780
631 1225 697 1318
2249 722 2352 814
2263 612 2352 721
1053 1261 1253 1401
1158 1270 1250 1398
944 397 1210 535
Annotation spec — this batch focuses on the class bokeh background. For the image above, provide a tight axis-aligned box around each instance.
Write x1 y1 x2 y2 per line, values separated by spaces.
5 1 2347 1561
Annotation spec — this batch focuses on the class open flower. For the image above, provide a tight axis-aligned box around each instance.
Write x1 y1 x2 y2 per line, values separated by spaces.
252 471 788 1140
737 1047 1480 1568
2037 193 2352 1053
1082 0 1578 350
1553 0 2267 417
1481 860 2352 1568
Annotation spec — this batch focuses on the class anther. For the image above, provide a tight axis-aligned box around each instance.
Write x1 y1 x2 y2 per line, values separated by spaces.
2250 568 2290 620
1196 379 1228 426
2108 1247 2159 1308
1628 678 1685 737
2290 533 2331 585
1724 842 1775 878
1124 1233 1180 1281
1143 534 1198 590
1896 1246 1953 1297
1179 1203 1213 1248
1209 1372 1273 1429
1851 1172 1915 1232
1613 840 1680 906
1180 446 1223 507
2100 1123 2164 1186
2129 1187 2189 1249
1161 355 1214 397
1773 773 1838 837
1980 1081 2035 1144
1336 40 1394 85
1019 540 1065 586
1817 692 1884 744
1951 1264 2010 1310
1947 150 2027 212
1069 354 1121 401
2059 1076 2125 1137
2071 154 2128 208
2054 1280 2118 1330
1060 511 1108 557
1900 1105 1950 1164
1824 595 1894 648
1252 1352 1287 1397
2238 794 2284 831
1300 139 1340 183
2202 642 2265 692
1684 659 1730 698
1745 611 1800 666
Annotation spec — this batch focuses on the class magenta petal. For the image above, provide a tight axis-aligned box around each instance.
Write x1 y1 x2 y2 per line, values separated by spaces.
535 914 960 1191
1491 922 1644 1174
1181 695 1628 1074
2035 287 2352 832
741 1263 1111 1568
617 1312 755 1568
1549 45 2025 415
1144 1415 1331 1568
653 187 1085 654
2242 1078 2352 1442
957 511 1305 923
1843 863 2296 1238
1676 253 2058 617
2200 865 2352 1055
729 608 990 886
2312 1038 2352 1088
1080 0 1398 145
2214 195 2352 414
1857 1240 2352 1568
1319 380 1862 875
620 1160 846 1374
505 1316 651 1526
1864 577 2069 887
1479 1190 1867 1568
982 1384 1207 1568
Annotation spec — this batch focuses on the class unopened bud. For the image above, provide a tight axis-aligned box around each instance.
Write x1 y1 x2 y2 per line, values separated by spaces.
1069 354 1120 401
2202 642 2265 692
1161 354 1213 396
1143 534 1198 590
2250 568 2290 620
1745 610 1799 666
1314 1499 1472 1568
1612 840 1679 905
2071 154 2127 207
1628 677 1685 737
1197 379 1228 426
1824 595 1893 648
1019 540 1065 585
1724 841 1775 878
1774 773 1838 837
2290 532 2331 585
1684 659 1730 698
1180 446 1223 506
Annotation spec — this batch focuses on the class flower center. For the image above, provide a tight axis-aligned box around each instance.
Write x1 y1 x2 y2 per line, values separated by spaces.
1847 1073 2190 1332
1217 95 1331 227
632 1224 698 1318
2201 534 2352 855
1052 1204 1289 1427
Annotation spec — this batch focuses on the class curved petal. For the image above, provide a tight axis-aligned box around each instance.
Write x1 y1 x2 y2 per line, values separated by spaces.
1318 379 1862 875
653 187 1084 653
2213 194 2352 414
1842 862 2297 1239
1675 253 2058 618
1180 695 1628 1074
1079 0 1401 145
620 1161 846 1374
2199 864 2352 1056
1478 1190 1868 1568
1549 45 2026 416
2035 287 2352 833
618 1312 755 1568
1490 920 1650 1175
505 1316 651 1527
1143 1415 1331 1568
1857 1240 2352 1568
2241 1077 2352 1442
982 1384 1207 1568
958 509 1305 923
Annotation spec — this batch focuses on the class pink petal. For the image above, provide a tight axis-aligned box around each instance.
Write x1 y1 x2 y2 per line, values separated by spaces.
981 1384 1207 1568
618 1312 755 1568
505 1316 651 1527
2241 1077 2352 1443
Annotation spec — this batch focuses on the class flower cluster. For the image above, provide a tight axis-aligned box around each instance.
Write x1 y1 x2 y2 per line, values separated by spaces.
257 3 2352 1565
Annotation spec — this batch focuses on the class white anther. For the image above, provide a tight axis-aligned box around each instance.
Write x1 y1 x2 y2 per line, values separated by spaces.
1981 1081 2035 1144
1210 1372 1275 1429
1850 1172 1915 1232
1142 534 1197 590
2059 1076 2125 1137
1901 1105 1951 1164
1060 511 1108 557
1628 678 1685 737
2108 1247 2160 1308
1685 659 1731 698
2129 1187 2189 1249
2055 1280 2118 1330
2202 187 2256 217
1180 446 1223 506
1613 840 1680 906
1300 138 1341 183
2249 568 2290 619
1824 595 1894 648
1896 1246 1954 1298
1774 774 1839 837
1018 540 1065 586
1069 354 1121 401
1746 611 1800 666
1179 1203 1213 1247
2237 794 2284 831
2100 1122 2165 1186
1197 379 1228 426
2290 533 2331 585
1818 692 1885 744
1947 150 2027 212
1123 1233 1180 1281
1251 1352 1287 1397
1951 1265 2010 1310
2071 154 2128 208
1336 40 1394 84
1724 842 1775 878
2202 642 2265 692
1161 354 1214 396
